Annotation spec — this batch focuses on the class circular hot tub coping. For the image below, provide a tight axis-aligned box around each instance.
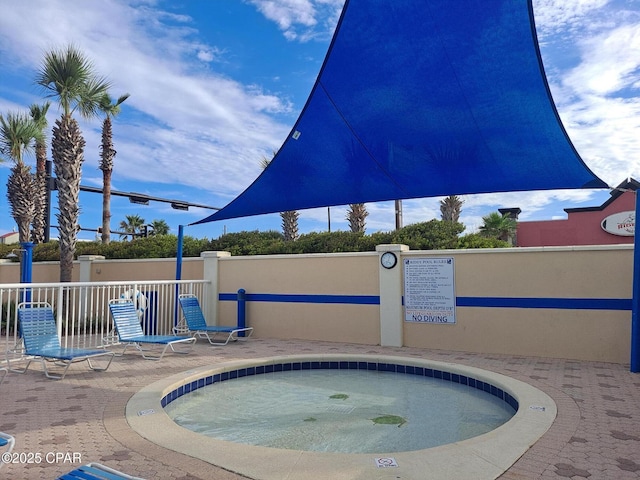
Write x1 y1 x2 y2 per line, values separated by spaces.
127 354 556 480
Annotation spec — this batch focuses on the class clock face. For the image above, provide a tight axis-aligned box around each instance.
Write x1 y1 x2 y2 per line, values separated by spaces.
381 251 397 269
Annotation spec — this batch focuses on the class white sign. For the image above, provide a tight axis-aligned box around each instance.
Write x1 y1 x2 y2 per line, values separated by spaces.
375 457 399 468
601 211 635 236
404 257 455 324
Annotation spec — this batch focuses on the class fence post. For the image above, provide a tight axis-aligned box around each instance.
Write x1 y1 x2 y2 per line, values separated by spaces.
237 288 247 336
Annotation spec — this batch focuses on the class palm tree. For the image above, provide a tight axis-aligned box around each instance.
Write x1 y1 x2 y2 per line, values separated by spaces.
280 210 300 241
99 92 130 244
440 195 463 222
119 214 145 240
0 111 41 243
36 45 111 281
479 212 517 242
150 219 170 236
346 203 368 233
29 102 51 244
261 153 299 241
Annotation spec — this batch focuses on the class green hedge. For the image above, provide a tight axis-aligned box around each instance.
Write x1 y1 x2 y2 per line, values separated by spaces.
0 221 510 261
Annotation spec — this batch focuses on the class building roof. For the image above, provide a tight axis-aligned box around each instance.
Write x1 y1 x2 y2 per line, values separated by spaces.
565 178 639 214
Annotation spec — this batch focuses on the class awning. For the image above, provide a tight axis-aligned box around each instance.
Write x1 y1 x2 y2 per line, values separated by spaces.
193 0 607 225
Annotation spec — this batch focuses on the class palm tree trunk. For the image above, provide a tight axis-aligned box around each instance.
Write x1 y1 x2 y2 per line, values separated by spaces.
100 116 115 244
7 163 35 243
347 203 368 233
52 115 85 282
281 210 299 241
102 168 112 244
31 142 48 243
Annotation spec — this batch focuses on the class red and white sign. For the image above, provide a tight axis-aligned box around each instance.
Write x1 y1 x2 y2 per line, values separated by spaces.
601 211 635 236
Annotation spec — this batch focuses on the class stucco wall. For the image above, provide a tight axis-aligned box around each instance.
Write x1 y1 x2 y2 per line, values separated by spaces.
216 252 380 345
214 245 633 363
1 245 633 363
84 257 204 282
402 246 631 362
0 257 204 284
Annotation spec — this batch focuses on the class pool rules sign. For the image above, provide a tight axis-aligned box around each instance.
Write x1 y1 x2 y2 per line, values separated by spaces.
404 257 456 324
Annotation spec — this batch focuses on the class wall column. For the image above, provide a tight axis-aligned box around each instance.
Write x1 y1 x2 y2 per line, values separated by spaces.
78 255 105 283
201 251 231 326
376 244 409 346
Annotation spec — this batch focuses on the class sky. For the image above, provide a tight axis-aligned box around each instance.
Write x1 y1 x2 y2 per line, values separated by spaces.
0 0 639 241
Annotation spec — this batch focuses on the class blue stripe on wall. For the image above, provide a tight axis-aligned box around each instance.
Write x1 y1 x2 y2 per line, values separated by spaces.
219 293 380 305
456 297 631 311
220 293 631 310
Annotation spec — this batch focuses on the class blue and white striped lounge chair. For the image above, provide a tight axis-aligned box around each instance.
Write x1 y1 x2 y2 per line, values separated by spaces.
178 294 253 346
0 432 15 469
108 300 195 361
57 462 145 479
11 303 114 380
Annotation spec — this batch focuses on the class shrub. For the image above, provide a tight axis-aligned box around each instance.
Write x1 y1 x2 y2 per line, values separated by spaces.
15 220 510 261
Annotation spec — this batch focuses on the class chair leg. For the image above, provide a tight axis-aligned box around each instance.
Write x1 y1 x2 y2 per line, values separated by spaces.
41 358 71 380
85 353 115 372
207 332 233 346
138 343 170 361
168 339 195 355
115 343 131 357
7 356 33 375
6 340 32 374
137 339 194 361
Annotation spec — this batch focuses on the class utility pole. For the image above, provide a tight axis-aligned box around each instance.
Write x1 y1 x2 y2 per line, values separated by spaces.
395 199 403 230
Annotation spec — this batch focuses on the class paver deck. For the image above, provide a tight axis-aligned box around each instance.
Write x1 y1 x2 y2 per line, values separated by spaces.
1 338 638 479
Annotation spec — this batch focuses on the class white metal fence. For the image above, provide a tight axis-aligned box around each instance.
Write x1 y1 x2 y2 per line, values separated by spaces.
1 280 209 363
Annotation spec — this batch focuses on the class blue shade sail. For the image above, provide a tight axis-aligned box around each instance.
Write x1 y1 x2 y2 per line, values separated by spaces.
193 0 607 225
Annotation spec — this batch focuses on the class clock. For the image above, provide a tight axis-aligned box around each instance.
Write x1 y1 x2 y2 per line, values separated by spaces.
380 251 397 269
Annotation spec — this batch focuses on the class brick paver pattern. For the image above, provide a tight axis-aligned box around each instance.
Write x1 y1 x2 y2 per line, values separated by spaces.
1 338 639 479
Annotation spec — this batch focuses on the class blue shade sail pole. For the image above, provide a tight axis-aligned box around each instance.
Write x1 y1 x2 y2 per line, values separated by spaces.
631 194 640 372
174 225 185 328
20 242 34 304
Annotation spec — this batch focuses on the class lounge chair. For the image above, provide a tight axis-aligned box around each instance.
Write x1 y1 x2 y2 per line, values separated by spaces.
108 300 195 361
11 303 114 380
57 462 145 479
177 294 253 345
0 431 15 469
0 367 6 386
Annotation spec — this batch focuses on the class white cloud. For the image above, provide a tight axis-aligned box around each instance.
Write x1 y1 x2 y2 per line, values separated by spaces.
563 24 640 96
532 0 610 37
0 0 296 197
248 0 343 41
534 0 640 189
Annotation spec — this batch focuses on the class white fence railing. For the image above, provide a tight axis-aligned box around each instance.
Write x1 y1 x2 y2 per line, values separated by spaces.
1 280 209 362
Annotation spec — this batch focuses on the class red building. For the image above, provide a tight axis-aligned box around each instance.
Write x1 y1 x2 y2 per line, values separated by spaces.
511 179 638 247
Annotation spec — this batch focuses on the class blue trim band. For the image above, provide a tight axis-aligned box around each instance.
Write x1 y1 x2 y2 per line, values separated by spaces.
220 292 631 311
219 293 380 305
456 297 631 311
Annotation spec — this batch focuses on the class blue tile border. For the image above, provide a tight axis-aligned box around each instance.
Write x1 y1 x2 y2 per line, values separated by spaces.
162 361 519 413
